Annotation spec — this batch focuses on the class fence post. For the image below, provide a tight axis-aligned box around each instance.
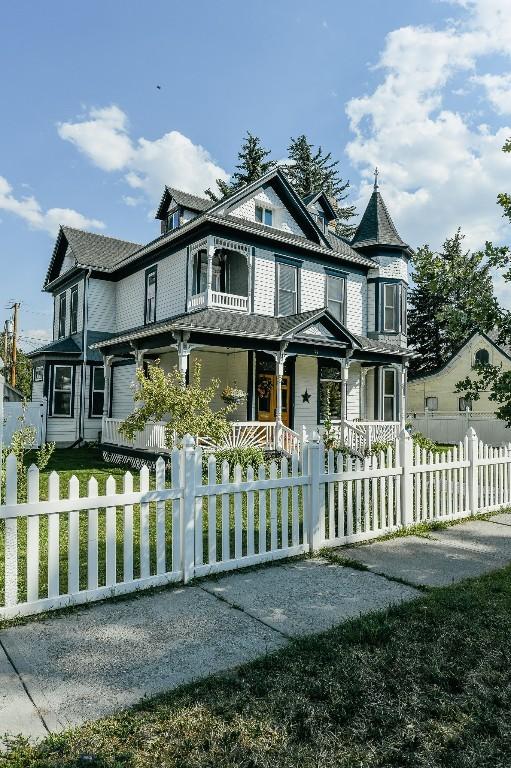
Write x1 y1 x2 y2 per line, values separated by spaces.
180 434 196 583
307 437 322 552
467 426 479 516
399 428 413 528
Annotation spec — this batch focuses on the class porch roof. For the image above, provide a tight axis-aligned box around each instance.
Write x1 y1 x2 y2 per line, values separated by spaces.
91 308 411 359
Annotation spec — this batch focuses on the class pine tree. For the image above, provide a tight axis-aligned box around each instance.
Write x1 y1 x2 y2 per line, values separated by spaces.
285 135 356 237
205 132 274 202
408 230 500 377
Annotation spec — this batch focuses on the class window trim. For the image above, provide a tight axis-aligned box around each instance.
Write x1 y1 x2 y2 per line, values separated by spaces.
382 283 399 333
70 284 79 335
325 273 346 325
58 292 67 339
144 266 157 325
166 207 180 232
89 365 105 419
33 365 44 383
255 204 273 227
425 396 438 411
51 364 74 418
474 348 490 366
381 367 397 421
458 397 472 412
275 260 299 316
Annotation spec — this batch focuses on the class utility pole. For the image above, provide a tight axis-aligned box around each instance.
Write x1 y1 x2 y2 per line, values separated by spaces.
7 303 20 388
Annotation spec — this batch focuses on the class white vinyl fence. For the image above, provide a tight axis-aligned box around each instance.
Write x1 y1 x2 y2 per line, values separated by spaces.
2 400 47 448
1 428 510 619
408 409 511 446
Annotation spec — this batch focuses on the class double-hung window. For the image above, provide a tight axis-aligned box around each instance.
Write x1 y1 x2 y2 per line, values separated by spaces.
255 205 273 226
145 267 157 324
326 274 346 323
400 285 407 334
90 366 105 417
166 209 180 231
70 285 79 335
276 261 298 315
382 368 397 421
58 292 67 339
52 365 73 416
383 284 398 332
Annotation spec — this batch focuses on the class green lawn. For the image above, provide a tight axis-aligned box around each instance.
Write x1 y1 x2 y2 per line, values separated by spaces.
3 565 511 766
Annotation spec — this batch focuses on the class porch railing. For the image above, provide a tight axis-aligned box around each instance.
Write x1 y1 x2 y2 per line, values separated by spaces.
187 291 249 313
329 420 401 456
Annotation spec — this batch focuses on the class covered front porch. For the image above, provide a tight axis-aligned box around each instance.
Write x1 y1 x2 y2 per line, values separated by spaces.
96 308 409 457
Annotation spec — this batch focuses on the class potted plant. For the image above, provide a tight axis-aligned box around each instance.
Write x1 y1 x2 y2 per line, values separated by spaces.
221 384 247 406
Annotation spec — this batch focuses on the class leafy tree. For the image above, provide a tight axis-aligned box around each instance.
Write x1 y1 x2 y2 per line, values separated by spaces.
119 360 235 447
205 132 274 202
0 331 32 399
455 137 511 423
408 230 500 377
285 135 356 237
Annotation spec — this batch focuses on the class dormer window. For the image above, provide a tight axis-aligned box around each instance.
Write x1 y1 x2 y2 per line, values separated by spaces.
316 211 328 232
255 205 272 226
166 208 180 232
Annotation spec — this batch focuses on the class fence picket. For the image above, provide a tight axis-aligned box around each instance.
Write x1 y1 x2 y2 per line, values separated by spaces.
105 476 117 587
123 472 134 583
281 458 289 549
4 454 18 606
386 446 394 528
155 457 166 575
68 476 80 594
346 456 353 537
207 455 217 564
87 477 99 590
246 465 255 555
26 465 40 603
47 470 60 599
221 460 230 561
171 448 181 572
291 454 299 546
194 450 203 567
270 461 278 551
327 449 335 539
337 453 345 539
234 464 243 559
258 464 266 554
139 465 150 579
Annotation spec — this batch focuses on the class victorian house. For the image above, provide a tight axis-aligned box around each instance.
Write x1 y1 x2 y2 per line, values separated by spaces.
29 168 412 456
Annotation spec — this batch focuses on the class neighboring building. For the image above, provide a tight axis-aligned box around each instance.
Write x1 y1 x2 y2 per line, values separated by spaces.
3 381 24 402
407 330 511 414
28 168 412 450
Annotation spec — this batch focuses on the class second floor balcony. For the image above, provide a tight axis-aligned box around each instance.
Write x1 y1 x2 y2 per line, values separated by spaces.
187 235 250 313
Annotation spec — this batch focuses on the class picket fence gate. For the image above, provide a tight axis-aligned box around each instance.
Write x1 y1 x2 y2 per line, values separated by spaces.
0 429 510 619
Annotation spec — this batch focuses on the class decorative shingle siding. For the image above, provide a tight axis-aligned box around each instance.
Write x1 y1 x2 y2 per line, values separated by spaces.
88 279 116 333
369 254 408 283
229 186 306 237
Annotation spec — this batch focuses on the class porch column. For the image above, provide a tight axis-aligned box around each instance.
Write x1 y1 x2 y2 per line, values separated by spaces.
360 366 369 421
102 354 114 419
269 343 289 450
206 235 215 307
399 361 408 429
340 352 352 446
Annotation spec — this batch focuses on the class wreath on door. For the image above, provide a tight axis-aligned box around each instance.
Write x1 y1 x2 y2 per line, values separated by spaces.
257 377 273 398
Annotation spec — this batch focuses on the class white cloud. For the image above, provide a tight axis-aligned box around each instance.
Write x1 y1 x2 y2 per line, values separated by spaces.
0 175 105 237
345 0 511 299
18 328 52 352
57 106 229 202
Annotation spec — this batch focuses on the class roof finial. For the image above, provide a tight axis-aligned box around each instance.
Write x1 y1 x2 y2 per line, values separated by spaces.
373 166 379 191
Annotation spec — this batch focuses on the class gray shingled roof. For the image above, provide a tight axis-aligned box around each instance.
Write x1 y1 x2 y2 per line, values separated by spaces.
155 186 213 219
28 331 114 361
91 308 410 357
62 227 142 272
351 190 409 250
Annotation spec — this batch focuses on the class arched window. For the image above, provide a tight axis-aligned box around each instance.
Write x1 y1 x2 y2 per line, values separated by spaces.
474 348 490 365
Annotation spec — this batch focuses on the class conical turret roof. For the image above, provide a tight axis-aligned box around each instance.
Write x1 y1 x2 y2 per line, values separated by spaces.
352 187 408 250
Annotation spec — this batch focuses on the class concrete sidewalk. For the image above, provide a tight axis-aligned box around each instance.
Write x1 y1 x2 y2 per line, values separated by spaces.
2 512 511 745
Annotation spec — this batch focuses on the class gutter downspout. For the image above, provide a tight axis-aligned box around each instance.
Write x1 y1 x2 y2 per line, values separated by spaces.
79 268 92 443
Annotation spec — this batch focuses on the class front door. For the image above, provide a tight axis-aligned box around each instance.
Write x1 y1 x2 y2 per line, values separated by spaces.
256 374 290 426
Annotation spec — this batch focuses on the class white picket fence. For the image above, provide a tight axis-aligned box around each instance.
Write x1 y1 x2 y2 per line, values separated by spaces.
0 428 509 619
2 400 47 448
408 409 511 446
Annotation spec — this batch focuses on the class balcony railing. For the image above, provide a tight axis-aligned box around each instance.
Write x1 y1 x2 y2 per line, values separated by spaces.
187 290 248 313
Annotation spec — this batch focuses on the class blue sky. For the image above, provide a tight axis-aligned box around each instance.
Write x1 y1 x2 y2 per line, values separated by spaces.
1 0 511 349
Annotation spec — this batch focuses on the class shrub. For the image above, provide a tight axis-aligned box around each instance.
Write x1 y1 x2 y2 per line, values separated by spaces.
205 446 266 475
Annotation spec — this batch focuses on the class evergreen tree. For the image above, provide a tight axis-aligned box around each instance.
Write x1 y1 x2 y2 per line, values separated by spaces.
205 132 274 202
285 135 356 238
408 230 500 377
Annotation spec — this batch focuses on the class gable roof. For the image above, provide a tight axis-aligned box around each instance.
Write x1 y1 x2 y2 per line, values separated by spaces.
408 329 511 382
351 188 410 251
155 186 212 220
45 226 141 287
302 190 338 221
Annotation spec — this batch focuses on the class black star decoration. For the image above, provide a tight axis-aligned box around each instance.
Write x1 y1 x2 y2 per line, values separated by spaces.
302 389 311 403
